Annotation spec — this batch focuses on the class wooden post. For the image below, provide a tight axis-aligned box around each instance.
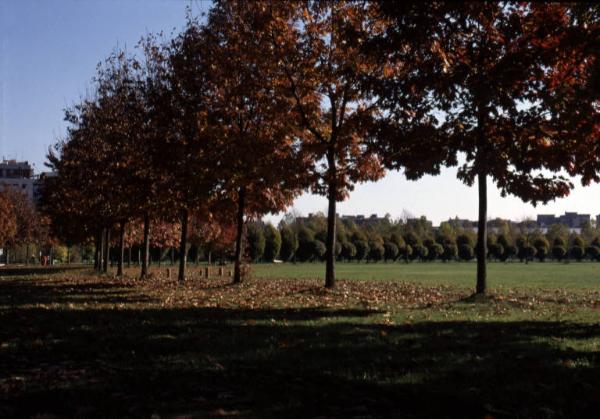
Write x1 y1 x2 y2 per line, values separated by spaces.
204 266 210 278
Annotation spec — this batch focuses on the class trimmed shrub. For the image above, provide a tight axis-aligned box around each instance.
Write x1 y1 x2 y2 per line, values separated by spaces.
570 245 584 261
354 240 369 262
488 243 504 260
504 245 517 261
369 241 385 262
586 246 600 261
263 224 281 262
428 243 444 261
247 224 266 262
552 246 566 261
458 244 474 261
279 226 298 261
523 245 537 262
413 244 429 261
442 243 458 261
311 240 326 261
402 244 413 262
341 241 356 260
383 242 399 262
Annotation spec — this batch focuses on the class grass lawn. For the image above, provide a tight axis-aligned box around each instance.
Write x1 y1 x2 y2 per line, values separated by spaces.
253 261 600 289
0 266 598 418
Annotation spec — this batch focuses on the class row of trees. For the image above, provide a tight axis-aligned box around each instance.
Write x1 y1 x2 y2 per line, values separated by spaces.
0 188 57 264
246 215 600 263
43 1 598 295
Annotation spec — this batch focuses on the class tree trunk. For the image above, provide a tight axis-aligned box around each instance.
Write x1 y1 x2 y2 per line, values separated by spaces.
96 228 103 271
141 214 150 279
325 149 337 288
178 209 189 282
233 186 246 284
117 221 125 277
476 172 487 295
103 228 110 273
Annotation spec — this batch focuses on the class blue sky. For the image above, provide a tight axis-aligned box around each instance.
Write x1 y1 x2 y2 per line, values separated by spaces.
1 0 599 225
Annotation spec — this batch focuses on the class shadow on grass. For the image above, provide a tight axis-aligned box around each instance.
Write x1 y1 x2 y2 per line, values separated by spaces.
0 265 87 276
0 278 153 307
0 279 598 418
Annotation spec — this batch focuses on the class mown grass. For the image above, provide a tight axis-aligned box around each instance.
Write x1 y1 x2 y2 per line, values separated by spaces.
0 267 598 418
252 261 600 289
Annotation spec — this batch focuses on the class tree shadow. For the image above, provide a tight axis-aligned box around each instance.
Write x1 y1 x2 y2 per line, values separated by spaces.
0 265 86 276
0 279 598 418
0 277 155 307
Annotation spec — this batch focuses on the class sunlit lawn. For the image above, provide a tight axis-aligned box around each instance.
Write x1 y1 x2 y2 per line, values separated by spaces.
252 260 600 289
0 266 598 418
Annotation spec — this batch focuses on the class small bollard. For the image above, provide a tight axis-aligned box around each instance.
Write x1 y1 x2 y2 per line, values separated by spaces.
204 266 210 278
218 267 224 276
166 268 171 279
228 269 232 277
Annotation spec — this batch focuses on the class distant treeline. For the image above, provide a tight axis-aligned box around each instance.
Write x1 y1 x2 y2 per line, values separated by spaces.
245 214 600 263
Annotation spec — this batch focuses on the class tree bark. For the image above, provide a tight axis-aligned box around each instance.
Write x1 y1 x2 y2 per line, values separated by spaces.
117 221 126 277
141 214 150 279
476 172 487 295
103 228 110 273
325 149 337 288
233 186 246 284
178 209 189 282
96 228 103 271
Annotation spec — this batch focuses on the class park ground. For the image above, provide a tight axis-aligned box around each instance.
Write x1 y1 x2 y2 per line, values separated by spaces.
0 262 599 418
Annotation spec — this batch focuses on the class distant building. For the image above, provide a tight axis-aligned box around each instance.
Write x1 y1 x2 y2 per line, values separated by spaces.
537 212 590 229
341 213 389 226
536 214 557 228
0 159 35 200
445 218 477 229
558 212 590 228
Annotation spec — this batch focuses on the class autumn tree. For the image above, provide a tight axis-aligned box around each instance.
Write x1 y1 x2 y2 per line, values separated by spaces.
154 24 222 281
380 3 588 295
542 5 599 201
0 192 17 250
200 1 309 283
1 187 40 263
45 96 115 273
270 0 386 287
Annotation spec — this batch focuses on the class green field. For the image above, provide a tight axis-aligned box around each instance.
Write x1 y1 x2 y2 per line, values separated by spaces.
1 267 598 418
252 261 600 289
